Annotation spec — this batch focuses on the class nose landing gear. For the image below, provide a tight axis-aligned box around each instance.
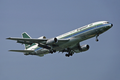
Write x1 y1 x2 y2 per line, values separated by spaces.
96 34 99 42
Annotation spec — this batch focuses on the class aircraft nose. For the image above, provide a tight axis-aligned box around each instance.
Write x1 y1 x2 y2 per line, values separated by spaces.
104 23 113 30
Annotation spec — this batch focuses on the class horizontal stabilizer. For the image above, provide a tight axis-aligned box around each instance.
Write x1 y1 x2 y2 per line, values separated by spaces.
9 50 34 53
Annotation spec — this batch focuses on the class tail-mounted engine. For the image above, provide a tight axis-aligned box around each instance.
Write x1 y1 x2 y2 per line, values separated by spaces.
38 36 46 39
46 38 58 45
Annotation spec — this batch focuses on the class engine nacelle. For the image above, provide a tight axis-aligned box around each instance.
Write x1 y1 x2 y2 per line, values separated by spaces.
80 44 90 52
38 36 46 39
46 38 58 45
73 44 90 53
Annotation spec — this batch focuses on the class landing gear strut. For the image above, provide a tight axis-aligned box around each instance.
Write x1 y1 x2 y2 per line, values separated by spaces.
96 34 99 42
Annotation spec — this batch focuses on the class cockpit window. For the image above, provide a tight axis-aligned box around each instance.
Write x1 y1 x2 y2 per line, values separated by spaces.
103 22 109 24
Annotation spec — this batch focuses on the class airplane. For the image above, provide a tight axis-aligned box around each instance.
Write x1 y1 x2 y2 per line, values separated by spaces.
7 21 113 57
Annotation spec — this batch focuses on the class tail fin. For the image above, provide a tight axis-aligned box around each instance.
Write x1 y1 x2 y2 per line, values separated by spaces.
22 32 36 49
22 32 31 39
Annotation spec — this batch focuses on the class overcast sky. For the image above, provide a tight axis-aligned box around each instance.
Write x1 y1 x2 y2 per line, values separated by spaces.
0 0 120 80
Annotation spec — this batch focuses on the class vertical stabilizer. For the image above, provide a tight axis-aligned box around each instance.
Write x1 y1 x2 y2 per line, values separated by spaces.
22 32 35 49
22 32 31 39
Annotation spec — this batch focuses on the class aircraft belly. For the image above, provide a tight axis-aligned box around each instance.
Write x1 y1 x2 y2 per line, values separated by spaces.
53 29 98 51
35 48 49 54
75 29 97 42
54 38 79 50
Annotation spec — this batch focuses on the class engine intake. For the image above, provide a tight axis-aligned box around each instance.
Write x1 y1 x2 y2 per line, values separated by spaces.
46 38 58 45
71 44 90 53
80 44 89 52
38 36 46 39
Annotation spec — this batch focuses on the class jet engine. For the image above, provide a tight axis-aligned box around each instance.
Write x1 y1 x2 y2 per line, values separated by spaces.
80 44 89 52
38 36 46 39
46 38 58 45
73 44 90 53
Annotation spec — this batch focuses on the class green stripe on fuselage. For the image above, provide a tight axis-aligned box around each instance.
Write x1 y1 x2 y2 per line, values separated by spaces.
57 23 102 39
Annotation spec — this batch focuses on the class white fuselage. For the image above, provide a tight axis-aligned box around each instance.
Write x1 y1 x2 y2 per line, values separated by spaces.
27 21 113 56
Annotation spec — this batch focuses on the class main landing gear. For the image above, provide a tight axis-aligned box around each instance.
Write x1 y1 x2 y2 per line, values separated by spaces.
65 49 74 57
49 49 56 54
65 52 73 57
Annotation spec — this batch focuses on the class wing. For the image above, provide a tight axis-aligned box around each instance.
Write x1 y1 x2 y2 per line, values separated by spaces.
9 50 34 52
9 50 44 57
6 37 48 44
6 37 69 45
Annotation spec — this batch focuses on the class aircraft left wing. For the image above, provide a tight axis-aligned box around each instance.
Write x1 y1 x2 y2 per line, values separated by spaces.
9 50 34 52
7 37 48 44
6 37 70 45
7 37 48 43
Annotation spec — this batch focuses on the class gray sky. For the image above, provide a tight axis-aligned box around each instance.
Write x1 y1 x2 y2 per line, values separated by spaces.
0 0 120 80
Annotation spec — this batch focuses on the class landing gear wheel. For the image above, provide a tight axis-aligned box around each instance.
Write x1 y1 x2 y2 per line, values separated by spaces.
50 52 53 54
50 49 56 54
49 50 53 54
69 53 73 56
65 54 70 57
53 50 56 53
96 39 99 42
65 48 74 57
96 34 99 42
